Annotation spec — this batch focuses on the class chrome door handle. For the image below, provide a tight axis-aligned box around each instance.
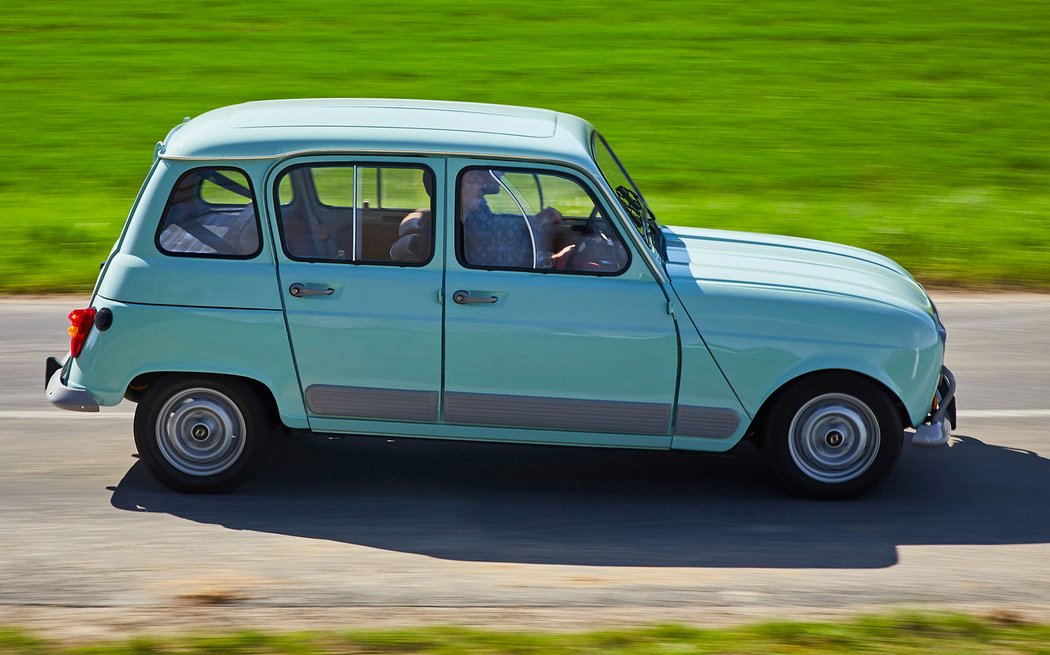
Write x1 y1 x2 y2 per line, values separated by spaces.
452 290 498 305
289 283 334 297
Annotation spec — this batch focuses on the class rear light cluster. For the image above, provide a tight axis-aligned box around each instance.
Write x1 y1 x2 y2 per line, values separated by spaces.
68 308 96 358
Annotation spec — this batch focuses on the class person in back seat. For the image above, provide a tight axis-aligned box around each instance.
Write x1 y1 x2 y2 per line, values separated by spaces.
389 170 435 263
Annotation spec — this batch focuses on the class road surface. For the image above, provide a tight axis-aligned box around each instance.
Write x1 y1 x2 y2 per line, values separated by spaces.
1 293 1048 639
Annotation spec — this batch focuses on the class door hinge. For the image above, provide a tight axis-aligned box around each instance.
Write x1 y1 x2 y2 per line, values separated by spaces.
666 300 674 316
437 288 444 305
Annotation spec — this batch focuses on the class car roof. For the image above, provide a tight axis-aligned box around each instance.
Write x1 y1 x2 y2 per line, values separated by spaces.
160 99 599 168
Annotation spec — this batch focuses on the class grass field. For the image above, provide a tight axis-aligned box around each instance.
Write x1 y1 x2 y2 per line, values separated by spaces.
2 614 1050 654
2 1 1048 291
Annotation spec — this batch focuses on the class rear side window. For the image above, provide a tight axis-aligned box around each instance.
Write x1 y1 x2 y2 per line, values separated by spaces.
156 168 261 258
274 164 435 266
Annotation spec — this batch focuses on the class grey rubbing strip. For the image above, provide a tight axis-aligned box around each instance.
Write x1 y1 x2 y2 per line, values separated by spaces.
675 406 741 438
444 392 670 435
306 385 438 422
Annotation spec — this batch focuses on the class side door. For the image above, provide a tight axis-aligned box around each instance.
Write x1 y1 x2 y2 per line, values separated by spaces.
268 156 444 432
442 160 679 448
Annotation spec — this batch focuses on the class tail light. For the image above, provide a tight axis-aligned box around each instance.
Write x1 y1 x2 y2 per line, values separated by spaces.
68 308 96 358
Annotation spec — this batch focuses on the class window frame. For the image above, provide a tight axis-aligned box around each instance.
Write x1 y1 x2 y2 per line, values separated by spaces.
154 166 263 260
454 164 632 277
271 161 437 268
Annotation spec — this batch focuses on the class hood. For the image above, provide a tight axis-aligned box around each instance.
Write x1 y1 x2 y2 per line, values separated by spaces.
659 226 944 428
661 226 933 314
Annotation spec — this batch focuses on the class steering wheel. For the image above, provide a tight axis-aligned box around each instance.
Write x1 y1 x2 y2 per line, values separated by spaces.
566 205 622 271
584 204 600 224
574 205 601 239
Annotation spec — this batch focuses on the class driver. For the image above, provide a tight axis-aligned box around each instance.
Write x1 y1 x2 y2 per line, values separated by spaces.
460 168 571 269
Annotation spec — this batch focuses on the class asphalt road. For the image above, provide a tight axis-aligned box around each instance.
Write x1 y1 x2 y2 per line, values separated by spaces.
1 293 1048 639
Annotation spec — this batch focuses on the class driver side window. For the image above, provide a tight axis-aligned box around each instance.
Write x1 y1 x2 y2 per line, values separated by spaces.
456 167 629 275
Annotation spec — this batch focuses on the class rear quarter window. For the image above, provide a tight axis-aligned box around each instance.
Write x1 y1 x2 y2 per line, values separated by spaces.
156 168 261 258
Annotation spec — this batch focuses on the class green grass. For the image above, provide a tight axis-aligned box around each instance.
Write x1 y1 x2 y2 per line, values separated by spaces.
2 0 1049 291
3 613 1050 654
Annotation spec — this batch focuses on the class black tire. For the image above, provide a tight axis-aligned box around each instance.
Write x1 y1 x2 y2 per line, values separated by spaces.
762 373 903 499
133 376 272 493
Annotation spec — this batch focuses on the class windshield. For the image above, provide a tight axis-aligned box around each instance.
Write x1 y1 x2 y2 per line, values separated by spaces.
591 133 662 256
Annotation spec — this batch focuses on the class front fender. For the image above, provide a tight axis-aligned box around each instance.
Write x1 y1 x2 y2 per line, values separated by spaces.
675 283 944 427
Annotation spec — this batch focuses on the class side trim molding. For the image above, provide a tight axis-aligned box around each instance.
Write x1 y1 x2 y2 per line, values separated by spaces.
675 406 740 438
444 392 670 435
305 385 438 422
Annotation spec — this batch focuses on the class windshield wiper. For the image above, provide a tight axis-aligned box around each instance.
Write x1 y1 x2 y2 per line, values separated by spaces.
645 212 666 259
613 184 663 255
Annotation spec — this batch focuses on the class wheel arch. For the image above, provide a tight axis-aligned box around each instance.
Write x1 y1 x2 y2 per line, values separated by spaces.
125 371 298 430
747 368 910 447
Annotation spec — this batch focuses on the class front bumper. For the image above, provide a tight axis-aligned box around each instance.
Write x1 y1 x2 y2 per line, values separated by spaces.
45 356 99 412
912 366 956 447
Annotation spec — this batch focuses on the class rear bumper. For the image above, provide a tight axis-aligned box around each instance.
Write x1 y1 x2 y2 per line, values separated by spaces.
45 356 99 412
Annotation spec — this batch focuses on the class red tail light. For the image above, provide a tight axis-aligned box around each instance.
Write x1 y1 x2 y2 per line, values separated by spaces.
68 308 96 358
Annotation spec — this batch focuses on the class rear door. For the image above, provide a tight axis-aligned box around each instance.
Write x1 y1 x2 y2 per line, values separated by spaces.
268 156 444 432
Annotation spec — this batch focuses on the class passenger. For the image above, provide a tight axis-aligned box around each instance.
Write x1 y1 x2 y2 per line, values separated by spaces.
388 170 435 263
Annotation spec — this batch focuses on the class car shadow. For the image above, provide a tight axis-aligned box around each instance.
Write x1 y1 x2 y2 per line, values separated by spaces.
110 433 1050 569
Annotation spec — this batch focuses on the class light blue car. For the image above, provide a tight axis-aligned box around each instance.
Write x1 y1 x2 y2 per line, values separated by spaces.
45 99 956 497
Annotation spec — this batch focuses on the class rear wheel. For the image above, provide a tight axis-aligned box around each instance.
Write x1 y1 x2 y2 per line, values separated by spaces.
133 376 271 493
763 374 902 498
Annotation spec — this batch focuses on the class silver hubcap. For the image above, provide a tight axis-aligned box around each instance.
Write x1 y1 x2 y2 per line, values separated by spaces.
788 393 880 484
155 388 246 477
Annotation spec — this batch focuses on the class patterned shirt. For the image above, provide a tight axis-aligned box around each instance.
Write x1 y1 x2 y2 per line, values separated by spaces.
462 200 534 268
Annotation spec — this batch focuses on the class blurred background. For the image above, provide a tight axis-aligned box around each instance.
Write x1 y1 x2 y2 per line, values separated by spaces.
1 0 1047 292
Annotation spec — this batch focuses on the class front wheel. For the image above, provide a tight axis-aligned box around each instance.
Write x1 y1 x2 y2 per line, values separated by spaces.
133 376 271 493
763 374 903 499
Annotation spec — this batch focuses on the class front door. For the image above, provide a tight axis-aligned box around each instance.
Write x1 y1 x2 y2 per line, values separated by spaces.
269 156 444 431
442 160 679 448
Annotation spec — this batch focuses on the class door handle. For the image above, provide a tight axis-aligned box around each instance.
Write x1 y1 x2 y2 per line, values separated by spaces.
289 283 334 297
452 290 498 305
